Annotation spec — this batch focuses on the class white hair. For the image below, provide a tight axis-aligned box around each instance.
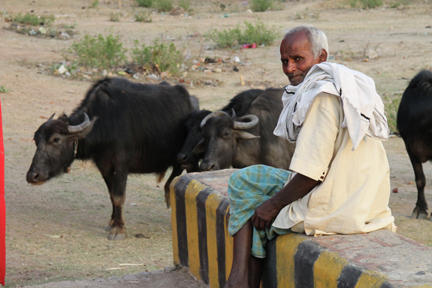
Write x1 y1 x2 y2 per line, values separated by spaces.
285 26 329 58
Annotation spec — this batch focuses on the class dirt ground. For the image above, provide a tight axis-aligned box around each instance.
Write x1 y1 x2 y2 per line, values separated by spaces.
1 0 432 287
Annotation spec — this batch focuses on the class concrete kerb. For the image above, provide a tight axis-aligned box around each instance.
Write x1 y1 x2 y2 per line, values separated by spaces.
170 169 432 288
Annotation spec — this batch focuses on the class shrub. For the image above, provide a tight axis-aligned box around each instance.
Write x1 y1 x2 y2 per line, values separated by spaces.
132 40 183 75
384 94 402 134
153 0 173 12
135 10 152 22
71 34 127 69
206 27 242 48
207 21 277 48
179 0 191 11
0 86 8 93
13 13 55 26
136 0 153 7
109 12 121 22
251 0 273 12
349 0 383 9
90 0 99 8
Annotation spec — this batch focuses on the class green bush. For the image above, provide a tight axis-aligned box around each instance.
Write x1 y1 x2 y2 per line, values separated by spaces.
179 0 191 11
251 0 273 12
135 10 152 22
72 34 127 69
207 21 277 48
136 0 153 7
0 86 8 93
132 40 183 75
109 12 121 22
384 94 401 134
153 0 173 11
349 0 383 9
206 27 242 48
13 13 55 26
90 0 99 8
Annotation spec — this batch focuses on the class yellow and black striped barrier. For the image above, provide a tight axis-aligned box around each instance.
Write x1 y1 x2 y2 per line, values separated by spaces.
171 170 432 288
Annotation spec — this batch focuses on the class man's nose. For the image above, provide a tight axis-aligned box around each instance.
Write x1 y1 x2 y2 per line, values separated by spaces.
286 60 296 73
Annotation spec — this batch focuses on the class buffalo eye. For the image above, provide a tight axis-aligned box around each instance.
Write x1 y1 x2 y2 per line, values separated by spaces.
222 130 231 138
50 136 62 144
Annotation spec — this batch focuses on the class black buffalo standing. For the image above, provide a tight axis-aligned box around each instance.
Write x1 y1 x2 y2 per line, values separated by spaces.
199 88 296 171
397 69 432 219
26 77 197 239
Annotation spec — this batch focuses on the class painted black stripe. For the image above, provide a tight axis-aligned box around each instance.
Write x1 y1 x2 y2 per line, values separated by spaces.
262 238 277 288
337 265 362 288
196 188 211 284
294 241 322 288
174 175 191 267
216 199 229 288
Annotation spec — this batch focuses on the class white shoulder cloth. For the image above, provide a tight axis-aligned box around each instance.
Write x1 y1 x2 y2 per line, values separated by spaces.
273 62 389 149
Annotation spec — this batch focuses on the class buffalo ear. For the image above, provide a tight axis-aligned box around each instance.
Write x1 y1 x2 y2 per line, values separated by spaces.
234 130 260 140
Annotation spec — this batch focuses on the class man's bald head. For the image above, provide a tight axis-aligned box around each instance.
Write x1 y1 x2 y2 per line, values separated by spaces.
280 26 328 86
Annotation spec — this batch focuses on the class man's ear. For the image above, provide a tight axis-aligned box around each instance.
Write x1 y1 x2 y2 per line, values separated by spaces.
319 49 328 62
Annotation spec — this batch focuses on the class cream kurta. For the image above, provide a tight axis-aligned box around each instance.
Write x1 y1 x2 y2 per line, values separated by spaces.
272 92 395 235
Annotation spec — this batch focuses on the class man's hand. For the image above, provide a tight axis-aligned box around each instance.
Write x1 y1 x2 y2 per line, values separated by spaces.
251 199 280 230
250 173 320 231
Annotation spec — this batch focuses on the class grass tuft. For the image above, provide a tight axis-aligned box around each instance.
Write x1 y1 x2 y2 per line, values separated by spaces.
12 13 55 26
206 21 277 49
132 40 183 75
71 34 127 69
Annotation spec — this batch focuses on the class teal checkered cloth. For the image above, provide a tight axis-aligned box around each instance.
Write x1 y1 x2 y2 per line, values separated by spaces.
228 164 292 258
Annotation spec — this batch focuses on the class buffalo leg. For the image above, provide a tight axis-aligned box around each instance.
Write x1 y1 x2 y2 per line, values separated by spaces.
98 161 128 240
407 149 429 218
164 164 183 208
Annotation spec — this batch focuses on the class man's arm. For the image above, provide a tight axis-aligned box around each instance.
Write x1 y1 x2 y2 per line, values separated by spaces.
251 173 319 230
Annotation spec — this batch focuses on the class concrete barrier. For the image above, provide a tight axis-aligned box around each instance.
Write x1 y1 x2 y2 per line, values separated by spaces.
170 170 432 288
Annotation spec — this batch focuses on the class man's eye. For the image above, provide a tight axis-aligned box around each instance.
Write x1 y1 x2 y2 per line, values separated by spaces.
294 57 302 62
281 60 288 65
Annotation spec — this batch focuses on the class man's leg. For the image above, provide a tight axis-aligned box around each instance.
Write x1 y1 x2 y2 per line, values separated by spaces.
225 220 252 288
249 256 264 288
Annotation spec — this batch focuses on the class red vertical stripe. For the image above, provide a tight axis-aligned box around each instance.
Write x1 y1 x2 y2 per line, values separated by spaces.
0 100 5 285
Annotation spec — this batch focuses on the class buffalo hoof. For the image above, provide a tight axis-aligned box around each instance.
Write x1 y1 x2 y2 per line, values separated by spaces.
411 207 428 219
107 227 127 240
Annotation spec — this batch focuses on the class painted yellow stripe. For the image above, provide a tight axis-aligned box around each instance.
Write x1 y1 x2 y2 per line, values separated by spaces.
170 177 180 265
185 180 207 280
206 193 223 288
314 251 347 288
276 233 307 288
224 204 233 281
355 271 387 288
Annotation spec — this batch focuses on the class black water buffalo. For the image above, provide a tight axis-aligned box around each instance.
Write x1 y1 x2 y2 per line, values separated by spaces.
176 89 264 171
199 88 296 171
26 77 197 239
397 69 432 219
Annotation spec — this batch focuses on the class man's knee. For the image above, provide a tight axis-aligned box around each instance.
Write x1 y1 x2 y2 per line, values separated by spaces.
229 165 265 184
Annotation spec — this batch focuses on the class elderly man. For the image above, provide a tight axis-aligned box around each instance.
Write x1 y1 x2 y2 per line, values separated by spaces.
224 26 395 288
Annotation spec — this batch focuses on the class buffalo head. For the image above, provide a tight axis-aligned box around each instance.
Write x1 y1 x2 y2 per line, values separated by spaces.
26 113 97 184
176 110 211 172
199 110 259 171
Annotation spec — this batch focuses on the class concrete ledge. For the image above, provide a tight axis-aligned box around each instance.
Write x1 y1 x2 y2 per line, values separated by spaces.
170 170 432 288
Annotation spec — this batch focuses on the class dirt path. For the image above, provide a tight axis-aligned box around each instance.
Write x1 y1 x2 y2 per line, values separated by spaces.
1 0 432 287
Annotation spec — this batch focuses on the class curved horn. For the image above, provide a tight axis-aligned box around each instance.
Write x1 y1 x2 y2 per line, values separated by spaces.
233 114 259 130
67 113 93 134
200 110 230 128
48 113 55 121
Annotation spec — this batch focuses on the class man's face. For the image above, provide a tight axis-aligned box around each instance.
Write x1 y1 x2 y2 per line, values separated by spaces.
280 31 323 86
